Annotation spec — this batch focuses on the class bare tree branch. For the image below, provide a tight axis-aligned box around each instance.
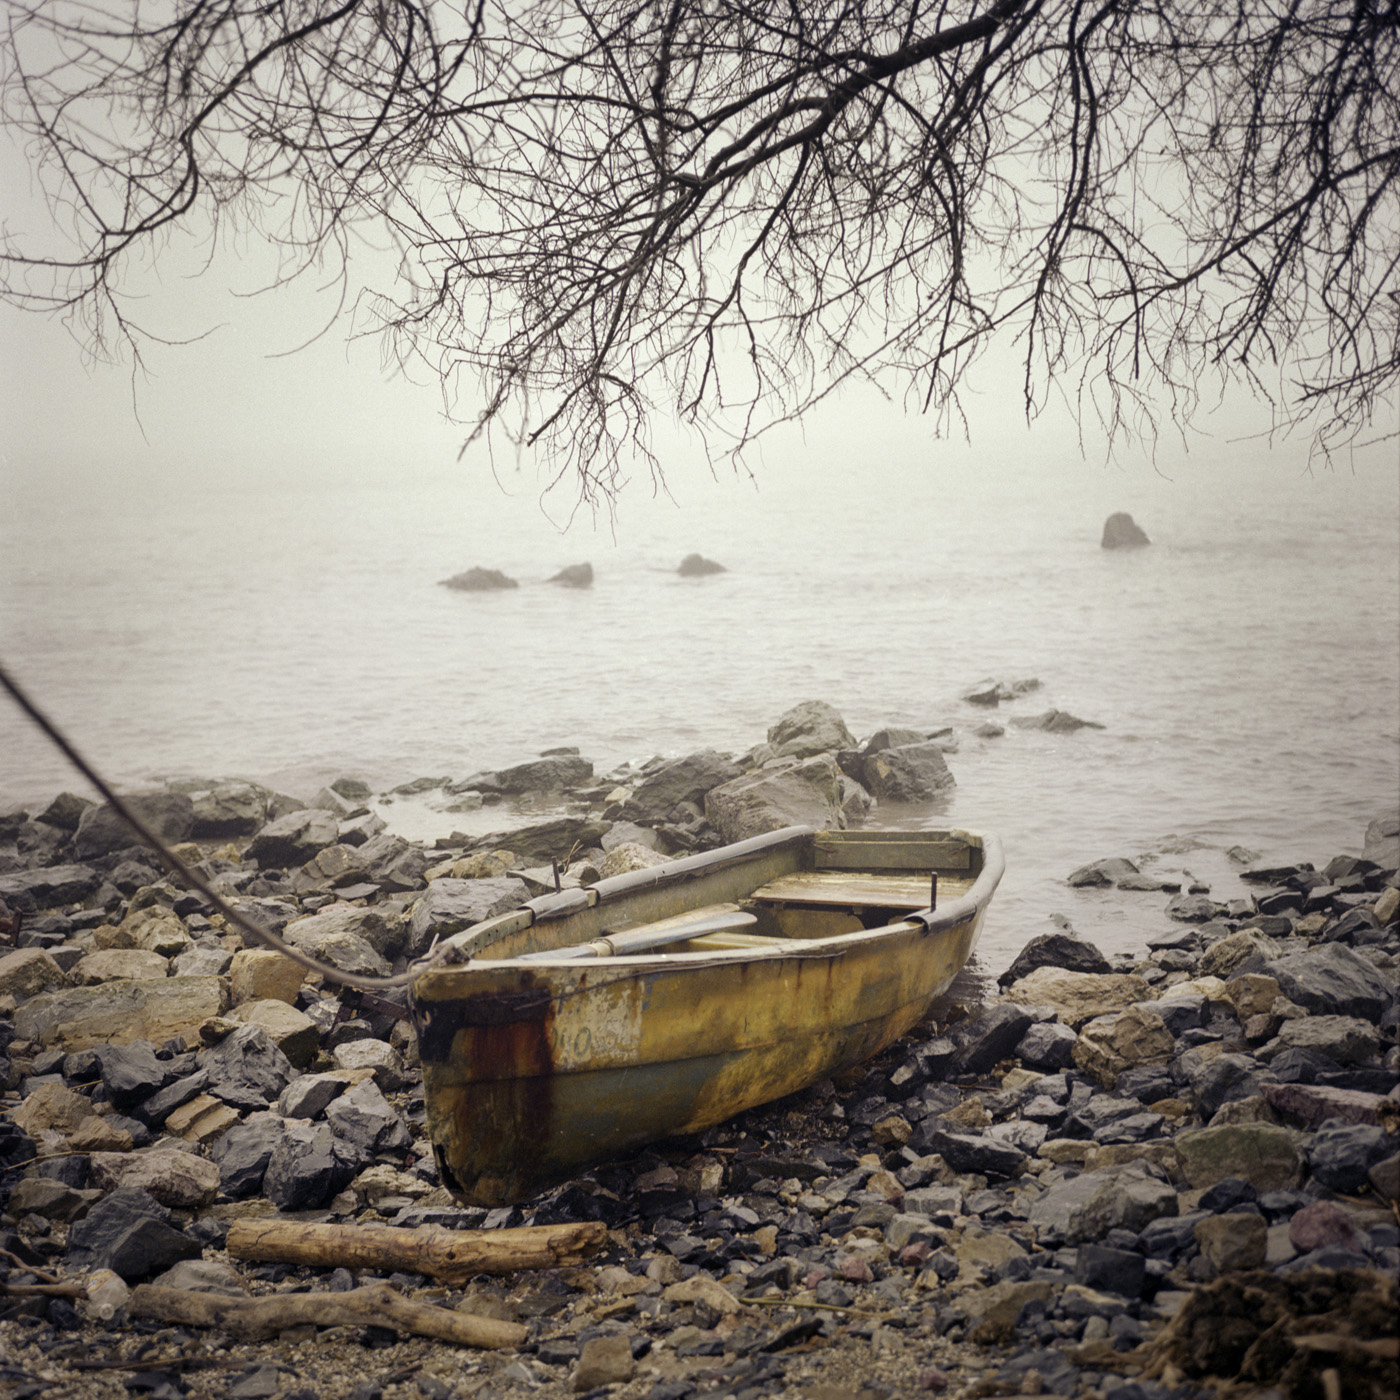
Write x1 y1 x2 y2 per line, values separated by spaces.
3 0 1396 504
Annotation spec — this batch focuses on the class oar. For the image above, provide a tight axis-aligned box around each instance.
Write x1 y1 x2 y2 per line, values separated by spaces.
517 908 757 960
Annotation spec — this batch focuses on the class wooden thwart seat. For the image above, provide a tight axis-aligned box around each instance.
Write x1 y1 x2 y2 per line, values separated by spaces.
749 871 943 912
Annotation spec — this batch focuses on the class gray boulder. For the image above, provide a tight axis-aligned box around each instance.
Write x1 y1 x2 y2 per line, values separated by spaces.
1362 812 1399 869
407 876 531 957
244 809 341 868
35 792 93 832
1028 1162 1178 1243
441 567 518 590
549 562 594 587
211 1113 288 1198
190 781 276 839
998 932 1111 986
282 905 396 977
355 832 432 891
678 553 726 576
0 863 101 912
491 755 593 794
767 701 857 759
65 1186 202 1280
705 755 845 843
263 1120 357 1211
467 817 609 866
626 750 743 821
1267 942 1394 1020
197 1024 297 1110
1009 710 1106 733
74 792 194 860
1101 512 1150 548
860 742 955 803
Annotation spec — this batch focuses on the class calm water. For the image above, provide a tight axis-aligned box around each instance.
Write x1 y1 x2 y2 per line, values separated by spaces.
3 429 1397 976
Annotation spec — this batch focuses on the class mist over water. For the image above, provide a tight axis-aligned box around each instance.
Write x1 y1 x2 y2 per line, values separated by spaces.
2 420 1397 977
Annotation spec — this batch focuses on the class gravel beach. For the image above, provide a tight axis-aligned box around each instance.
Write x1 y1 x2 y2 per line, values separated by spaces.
2 707 1397 1400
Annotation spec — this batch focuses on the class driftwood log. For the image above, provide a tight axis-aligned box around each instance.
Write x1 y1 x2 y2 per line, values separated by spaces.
129 1282 526 1349
225 1218 607 1284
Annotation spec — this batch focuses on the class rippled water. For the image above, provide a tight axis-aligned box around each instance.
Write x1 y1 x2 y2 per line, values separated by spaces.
3 430 1397 975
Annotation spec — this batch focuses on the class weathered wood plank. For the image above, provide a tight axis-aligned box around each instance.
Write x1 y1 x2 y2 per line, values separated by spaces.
813 833 971 871
750 871 944 910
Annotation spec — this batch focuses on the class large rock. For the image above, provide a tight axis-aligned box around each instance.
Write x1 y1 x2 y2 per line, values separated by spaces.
263 1119 357 1211
998 933 1111 987
1362 812 1399 869
626 750 743 821
1004 967 1151 1029
228 949 306 1006
705 755 846 843
467 818 609 867
71 948 171 985
860 742 955 803
281 904 400 977
1101 512 1150 548
766 701 857 759
406 877 531 957
74 792 194 860
244 809 341 869
1028 1162 1178 1243
677 553 725 577
197 1024 297 1109
549 562 593 588
440 567 518 591
190 781 276 839
491 755 594 794
1173 1123 1304 1191
1072 1005 1174 1089
1266 943 1394 1020
0 947 69 1000
66 1186 202 1280
1256 1015 1383 1067
89 1149 220 1209
0 863 102 912
13 976 229 1051
227 998 320 1068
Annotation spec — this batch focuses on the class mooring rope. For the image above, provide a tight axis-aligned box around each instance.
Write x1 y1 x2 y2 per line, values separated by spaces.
0 657 416 990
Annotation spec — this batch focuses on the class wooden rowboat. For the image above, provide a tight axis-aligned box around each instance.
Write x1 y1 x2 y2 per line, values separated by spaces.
408 825 1004 1205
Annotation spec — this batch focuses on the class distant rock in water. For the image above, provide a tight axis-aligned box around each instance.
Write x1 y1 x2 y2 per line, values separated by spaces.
1010 709 1106 734
550 562 594 588
441 567 518 591
1101 512 1151 549
678 553 726 577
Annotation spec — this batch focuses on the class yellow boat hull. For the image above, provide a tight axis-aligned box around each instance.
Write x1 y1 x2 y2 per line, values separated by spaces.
409 826 1003 1205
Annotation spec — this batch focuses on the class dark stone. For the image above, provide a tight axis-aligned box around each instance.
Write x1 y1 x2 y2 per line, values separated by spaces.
1183 1052 1265 1118
491 756 594 795
1074 1244 1146 1298
325 1080 413 1162
405 876 531 957
1306 1124 1395 1193
1101 513 1150 548
1115 1066 1175 1104
1139 1211 1208 1259
1015 1021 1079 1072
1165 893 1221 923
244 809 341 870
918 1128 1026 1179
440 567 518 590
65 1187 201 1280
211 1114 288 1199
263 1120 357 1211
197 1025 297 1109
626 751 744 821
97 1041 167 1111
548 562 593 587
1268 943 1395 1019
1197 1177 1257 1212
1147 994 1210 1037
133 1070 211 1128
999 933 1111 986
678 553 726 577
0 863 101 912
951 1003 1035 1076
73 794 194 861
860 742 956 803
1268 1047 1344 1085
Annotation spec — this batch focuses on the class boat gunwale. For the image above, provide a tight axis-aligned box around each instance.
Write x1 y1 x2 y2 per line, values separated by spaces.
412 826 1004 977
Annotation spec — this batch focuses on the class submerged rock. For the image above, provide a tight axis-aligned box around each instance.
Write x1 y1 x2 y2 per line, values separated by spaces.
677 553 726 576
440 566 519 590
1101 512 1151 548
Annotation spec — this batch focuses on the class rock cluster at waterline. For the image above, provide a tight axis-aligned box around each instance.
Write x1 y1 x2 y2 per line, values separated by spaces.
1 717 1395 1400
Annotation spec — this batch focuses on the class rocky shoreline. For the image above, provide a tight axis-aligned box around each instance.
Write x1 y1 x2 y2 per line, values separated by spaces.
1 702 1397 1400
